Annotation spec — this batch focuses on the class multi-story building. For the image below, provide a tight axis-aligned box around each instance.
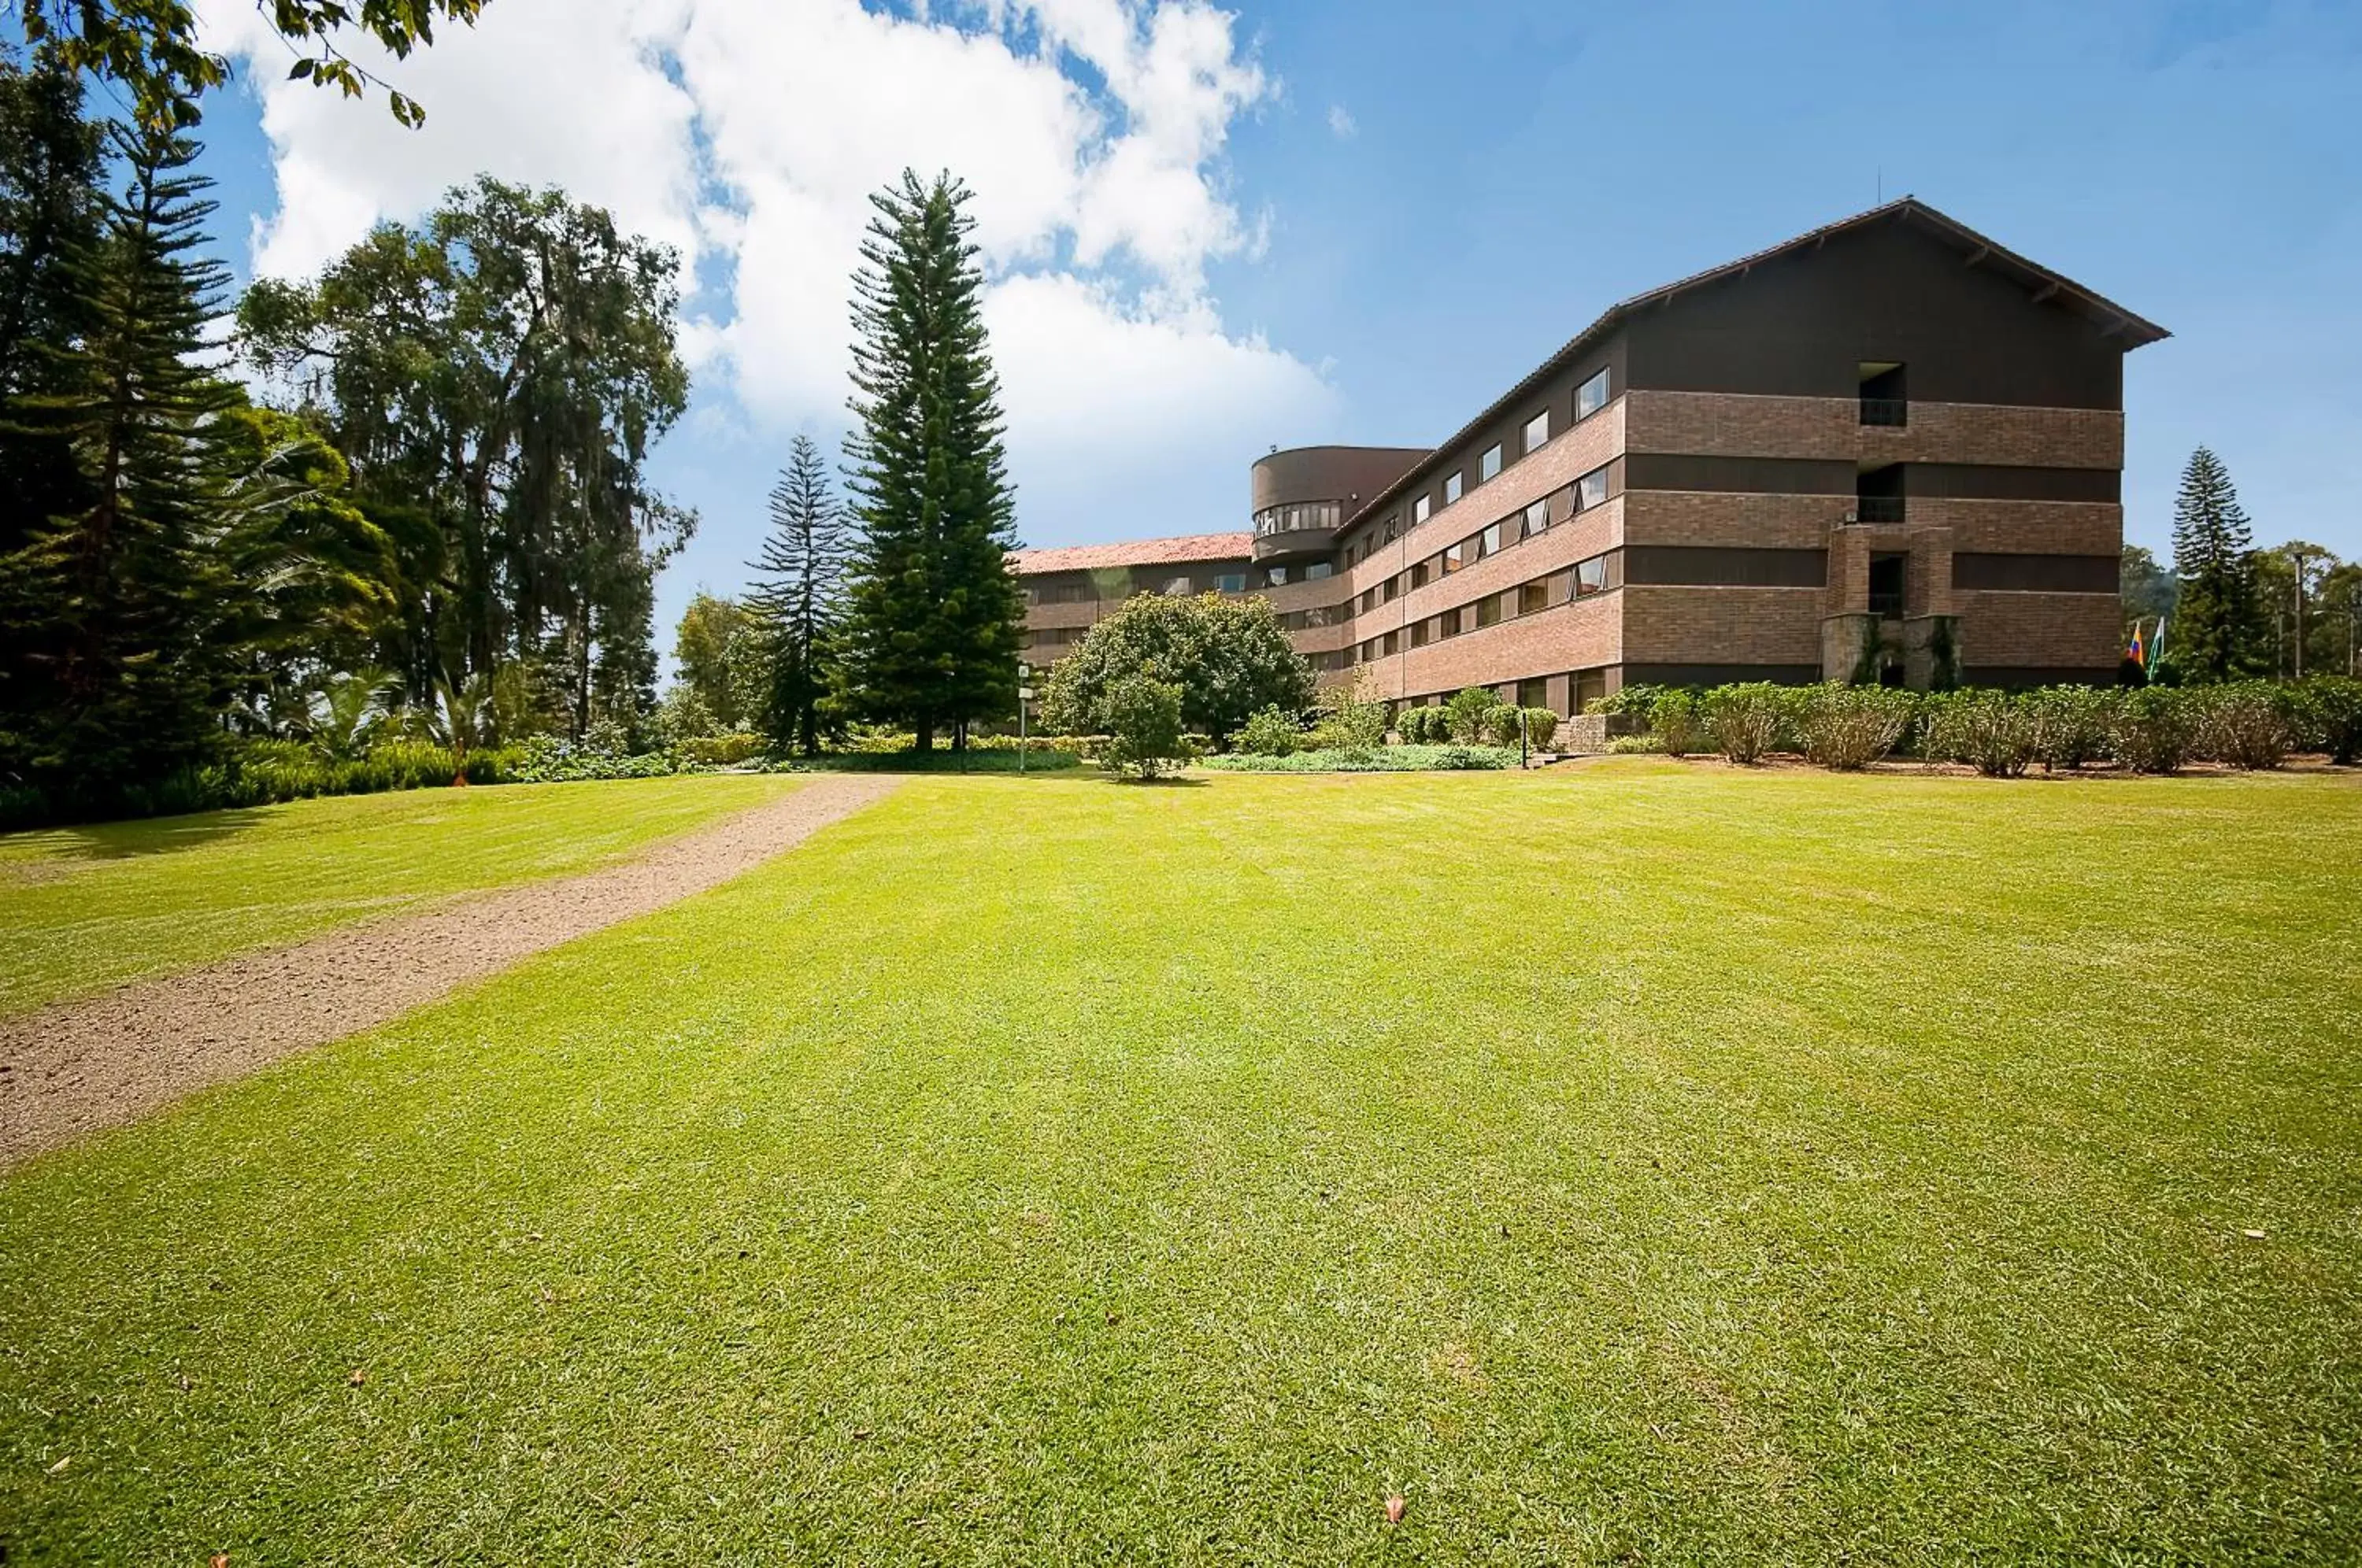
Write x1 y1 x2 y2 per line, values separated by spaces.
1013 198 2166 714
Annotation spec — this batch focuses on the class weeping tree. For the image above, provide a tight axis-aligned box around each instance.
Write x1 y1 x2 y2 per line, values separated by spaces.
749 433 853 754
238 178 694 742
836 170 1024 752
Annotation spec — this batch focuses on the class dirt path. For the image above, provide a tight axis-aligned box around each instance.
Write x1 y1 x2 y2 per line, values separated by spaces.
0 774 902 1165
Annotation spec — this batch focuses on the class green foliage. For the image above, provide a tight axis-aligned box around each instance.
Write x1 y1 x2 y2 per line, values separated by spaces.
1520 707 1560 750
2291 675 2362 764
1483 704 1524 748
1040 591 1314 747
1606 733 1666 754
747 433 851 756
1799 684 1916 771
837 171 1023 752
0 116 242 803
1309 675 1389 754
671 592 757 732
2167 447 2267 682
1393 705 1441 745
1649 689 1706 757
0 737 522 831
2112 688 2198 775
237 177 691 734
18 0 490 129
1922 690 2036 778
2121 543 2178 625
1098 675 1194 779
2025 685 2118 771
1586 683 1663 717
2191 682 2295 771
1199 745 1517 773
672 731 762 767
1237 704 1305 758
1443 685 1505 745
1704 684 1794 764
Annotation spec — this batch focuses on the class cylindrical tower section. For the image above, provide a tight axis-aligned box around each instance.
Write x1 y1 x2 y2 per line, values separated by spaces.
1249 446 1431 564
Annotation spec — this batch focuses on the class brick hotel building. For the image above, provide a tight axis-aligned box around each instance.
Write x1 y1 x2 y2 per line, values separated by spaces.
1013 199 2167 715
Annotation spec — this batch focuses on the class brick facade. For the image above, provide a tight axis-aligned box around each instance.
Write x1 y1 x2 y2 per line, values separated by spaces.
1014 200 2164 711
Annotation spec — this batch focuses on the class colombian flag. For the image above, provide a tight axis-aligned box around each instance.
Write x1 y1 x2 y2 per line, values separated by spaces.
2127 619 2147 668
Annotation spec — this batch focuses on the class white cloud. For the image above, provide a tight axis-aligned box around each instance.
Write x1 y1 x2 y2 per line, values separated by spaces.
198 0 1335 548
1327 104 1357 139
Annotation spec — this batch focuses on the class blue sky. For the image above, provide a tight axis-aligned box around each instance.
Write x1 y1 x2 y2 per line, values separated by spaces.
186 0 2362 646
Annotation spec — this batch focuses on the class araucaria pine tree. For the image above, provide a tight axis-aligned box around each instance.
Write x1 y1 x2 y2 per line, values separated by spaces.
749 432 853 754
2167 446 2264 682
837 169 1024 751
0 116 238 797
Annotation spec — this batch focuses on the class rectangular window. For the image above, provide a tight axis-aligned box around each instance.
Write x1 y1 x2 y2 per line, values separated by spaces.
1413 494 1431 524
1576 464 1609 511
1520 498 1549 540
1518 580 1548 616
1479 444 1502 483
1383 630 1400 656
1017 628 1037 649
1266 565 1290 586
1305 561 1333 580
1163 575 1192 596
1475 594 1501 629
1575 554 1608 596
1574 667 1608 712
1523 410 1549 453
1213 572 1245 594
1443 539 1466 573
1479 521 1502 557
1517 677 1549 709
1575 367 1611 420
1410 619 1431 649
1443 471 1464 505
1409 560 1430 589
1382 575 1399 603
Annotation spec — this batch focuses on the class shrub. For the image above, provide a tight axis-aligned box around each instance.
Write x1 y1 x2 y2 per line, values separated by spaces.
1520 706 1560 751
2025 686 2118 772
1649 689 1706 757
1099 676 1195 779
2292 675 2362 764
1606 734 1665 755
1703 683 1794 765
1922 690 2035 778
2112 687 2197 775
1308 674 1389 754
1237 704 1305 757
1444 686 1506 745
1484 705 1525 748
1590 683 1664 717
2192 682 2294 770
1398 705 1447 745
1199 744 1516 773
678 731 763 767
1799 684 1916 771
1038 590 1313 748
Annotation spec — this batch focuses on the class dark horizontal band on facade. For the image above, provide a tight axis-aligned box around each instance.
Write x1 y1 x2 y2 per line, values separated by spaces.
1623 453 2120 501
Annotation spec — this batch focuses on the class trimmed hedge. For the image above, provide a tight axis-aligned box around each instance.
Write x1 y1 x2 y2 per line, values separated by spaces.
1200 745 1519 773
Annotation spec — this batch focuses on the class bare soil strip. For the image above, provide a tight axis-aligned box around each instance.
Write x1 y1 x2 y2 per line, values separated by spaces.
0 775 902 1164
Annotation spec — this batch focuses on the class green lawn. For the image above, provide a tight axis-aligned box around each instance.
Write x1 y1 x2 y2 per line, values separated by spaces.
5 761 2359 1563
0 774 798 1015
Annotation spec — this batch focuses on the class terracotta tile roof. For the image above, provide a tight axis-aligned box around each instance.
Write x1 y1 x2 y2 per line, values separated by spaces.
1011 532 1253 575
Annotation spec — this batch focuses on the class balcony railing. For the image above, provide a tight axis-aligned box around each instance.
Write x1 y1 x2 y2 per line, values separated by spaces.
1868 588 1906 617
1860 397 1908 427
1851 496 1905 524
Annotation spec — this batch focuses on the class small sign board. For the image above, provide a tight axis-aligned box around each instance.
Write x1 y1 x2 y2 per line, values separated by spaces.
1018 687 1035 701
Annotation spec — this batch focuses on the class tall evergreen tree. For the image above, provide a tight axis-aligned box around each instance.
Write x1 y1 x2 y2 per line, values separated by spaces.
2167 446 2264 682
0 50 107 556
838 170 1024 752
0 116 238 795
749 433 851 754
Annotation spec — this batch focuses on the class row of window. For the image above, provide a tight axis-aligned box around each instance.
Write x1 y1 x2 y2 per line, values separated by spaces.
1344 366 1612 571
1348 549 1619 664
1394 667 1611 719
1346 463 1616 612
1253 499 1345 538
1022 561 1332 607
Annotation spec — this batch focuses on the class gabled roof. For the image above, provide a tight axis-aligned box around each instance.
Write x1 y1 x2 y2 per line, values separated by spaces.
1344 198 2170 532
1012 532 1253 575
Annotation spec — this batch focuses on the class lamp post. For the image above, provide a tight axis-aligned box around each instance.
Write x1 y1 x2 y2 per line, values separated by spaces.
1017 661 1033 775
